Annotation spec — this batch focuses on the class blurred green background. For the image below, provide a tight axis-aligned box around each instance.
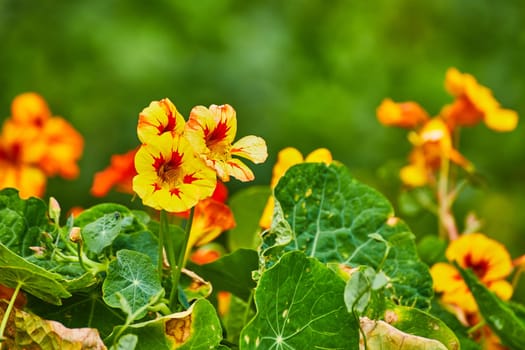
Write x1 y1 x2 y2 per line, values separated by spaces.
1 0 524 279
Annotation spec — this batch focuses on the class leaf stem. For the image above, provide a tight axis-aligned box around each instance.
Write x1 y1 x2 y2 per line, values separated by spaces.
158 210 166 281
242 288 255 326
437 153 458 241
167 207 194 310
0 282 22 349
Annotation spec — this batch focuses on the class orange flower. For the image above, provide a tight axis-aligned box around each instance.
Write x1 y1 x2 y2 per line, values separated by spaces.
137 98 185 143
376 98 430 129
259 147 332 229
430 233 513 314
185 104 267 182
442 67 518 131
0 93 83 198
133 133 216 212
36 117 84 179
185 198 235 261
91 148 138 197
400 118 471 187
10 92 51 126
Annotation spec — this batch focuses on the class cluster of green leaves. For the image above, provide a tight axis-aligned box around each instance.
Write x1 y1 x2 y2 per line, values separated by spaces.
1 162 525 349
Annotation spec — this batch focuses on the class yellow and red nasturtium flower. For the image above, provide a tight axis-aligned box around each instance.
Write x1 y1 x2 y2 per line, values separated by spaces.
376 98 430 129
442 67 518 132
259 147 333 229
137 98 185 143
0 92 83 198
133 132 216 213
430 233 513 314
185 104 268 182
91 148 138 197
400 118 472 187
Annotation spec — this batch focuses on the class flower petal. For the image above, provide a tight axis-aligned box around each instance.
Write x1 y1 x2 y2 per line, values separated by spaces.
231 135 267 164
305 148 333 164
484 108 518 132
222 158 255 182
137 98 185 143
376 98 429 128
11 92 51 126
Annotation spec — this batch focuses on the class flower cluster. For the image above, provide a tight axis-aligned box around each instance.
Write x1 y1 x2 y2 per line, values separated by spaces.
91 98 265 259
377 68 518 187
133 99 267 213
378 69 521 349
0 93 83 198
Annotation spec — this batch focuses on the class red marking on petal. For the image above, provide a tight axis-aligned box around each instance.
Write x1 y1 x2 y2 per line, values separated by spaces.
168 151 183 169
156 100 177 135
170 187 181 198
205 120 230 146
152 154 165 172
183 172 199 184
152 182 162 192
464 253 489 279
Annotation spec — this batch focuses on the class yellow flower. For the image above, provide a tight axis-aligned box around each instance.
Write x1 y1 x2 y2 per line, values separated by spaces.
133 133 216 212
376 98 430 129
259 147 332 229
185 104 267 182
137 98 186 143
430 233 513 313
442 67 518 132
400 118 471 187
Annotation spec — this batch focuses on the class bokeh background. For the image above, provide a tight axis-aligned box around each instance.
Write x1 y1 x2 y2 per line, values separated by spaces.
1 0 524 295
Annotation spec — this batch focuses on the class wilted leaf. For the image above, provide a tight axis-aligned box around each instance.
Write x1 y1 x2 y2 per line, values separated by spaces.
109 298 222 350
102 250 163 319
179 268 212 303
0 302 106 350
382 306 459 350
262 163 433 309
240 251 359 349
360 317 448 350
27 291 126 339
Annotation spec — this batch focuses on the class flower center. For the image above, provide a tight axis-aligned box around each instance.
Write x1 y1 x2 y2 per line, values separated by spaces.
464 253 489 279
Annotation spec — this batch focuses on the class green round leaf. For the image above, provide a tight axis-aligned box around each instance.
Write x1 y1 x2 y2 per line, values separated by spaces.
241 250 359 349
102 250 163 319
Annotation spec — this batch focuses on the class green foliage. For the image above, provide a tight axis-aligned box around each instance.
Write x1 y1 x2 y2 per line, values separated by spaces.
262 162 433 309
0 243 71 305
188 248 258 301
102 250 163 319
227 186 270 251
241 250 359 349
459 265 525 350
0 188 52 256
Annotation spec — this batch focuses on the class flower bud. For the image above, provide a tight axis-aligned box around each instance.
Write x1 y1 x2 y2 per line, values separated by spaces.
69 227 82 243
49 197 61 223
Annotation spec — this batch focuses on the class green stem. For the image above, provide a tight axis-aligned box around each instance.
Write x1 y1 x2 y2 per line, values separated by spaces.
158 210 167 281
167 208 194 310
512 265 523 290
0 282 22 349
242 289 255 326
